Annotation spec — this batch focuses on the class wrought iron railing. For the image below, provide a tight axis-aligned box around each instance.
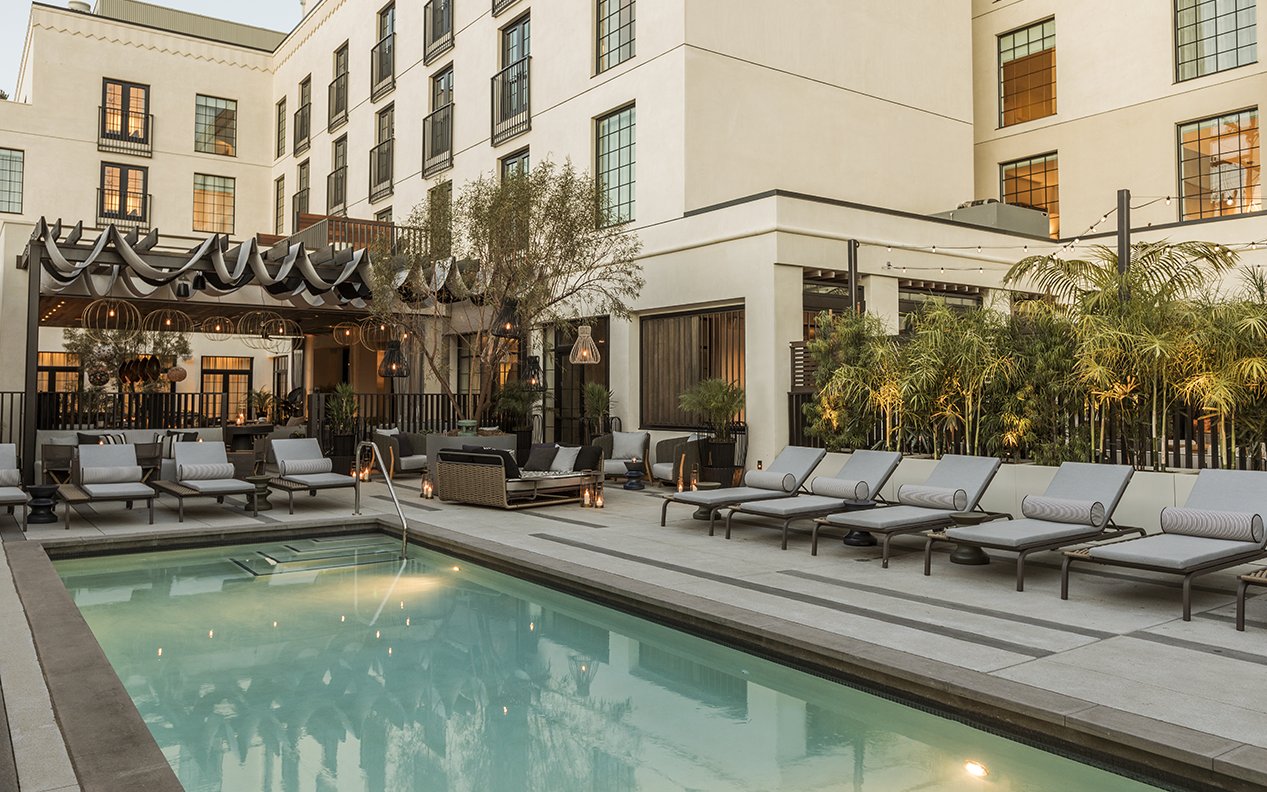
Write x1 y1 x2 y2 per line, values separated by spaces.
35 391 233 432
423 103 454 176
293 102 311 155
370 34 396 101
492 0 519 16
491 56 531 146
96 189 151 231
0 392 23 448
327 166 347 215
370 139 394 203
97 108 153 157
328 73 349 131
423 0 455 64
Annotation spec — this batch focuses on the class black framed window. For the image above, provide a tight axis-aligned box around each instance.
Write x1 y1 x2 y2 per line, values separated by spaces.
330 43 350 130
1177 0 1257 82
999 19 1055 127
298 160 310 192
201 356 252 418
100 162 147 221
195 95 237 156
333 136 348 170
503 13 530 65
102 79 149 142
329 136 349 214
597 0 635 72
294 160 310 228
295 77 312 155
501 148 528 179
0 148 22 214
271 356 289 398
597 104 636 226
1179 108 1261 219
377 104 395 145
275 97 286 159
1001 152 1059 237
379 2 395 39
37 352 81 393
433 67 454 109
376 207 393 223
193 174 235 234
274 176 285 235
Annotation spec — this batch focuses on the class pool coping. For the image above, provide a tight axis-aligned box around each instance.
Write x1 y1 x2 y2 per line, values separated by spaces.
14 516 1267 792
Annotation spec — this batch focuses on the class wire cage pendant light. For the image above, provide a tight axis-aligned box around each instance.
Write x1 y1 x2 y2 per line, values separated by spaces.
201 316 235 342
378 340 410 378
521 355 545 391
142 308 194 335
82 298 141 342
491 299 521 338
333 321 360 346
569 325 601 364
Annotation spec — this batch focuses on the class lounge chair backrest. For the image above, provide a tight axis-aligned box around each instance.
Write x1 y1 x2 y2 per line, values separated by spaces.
765 446 828 489
79 443 138 469
836 450 902 499
0 444 15 470
174 442 227 468
1039 462 1132 523
272 438 325 463
921 454 1000 511
1181 470 1267 549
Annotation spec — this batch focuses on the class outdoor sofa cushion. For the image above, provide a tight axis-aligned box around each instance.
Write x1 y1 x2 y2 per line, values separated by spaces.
186 479 254 496
744 470 796 492
524 445 558 471
670 486 790 507
1021 495 1106 527
944 518 1105 549
285 473 356 488
611 431 649 460
897 485 967 511
81 482 155 499
1089 534 1262 570
809 477 869 501
0 469 20 487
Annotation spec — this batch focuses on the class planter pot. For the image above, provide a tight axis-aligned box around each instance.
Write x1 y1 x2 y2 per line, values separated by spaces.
457 419 479 437
330 433 357 457
704 440 736 468
701 465 741 487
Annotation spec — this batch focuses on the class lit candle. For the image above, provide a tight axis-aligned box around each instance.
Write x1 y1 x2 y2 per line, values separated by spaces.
422 480 433 499
583 488 592 507
595 493 604 508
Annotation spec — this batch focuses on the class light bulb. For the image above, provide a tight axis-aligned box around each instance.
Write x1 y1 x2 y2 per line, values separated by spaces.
1166 196 1171 205
965 761 988 777
976 246 981 253
932 245 937 253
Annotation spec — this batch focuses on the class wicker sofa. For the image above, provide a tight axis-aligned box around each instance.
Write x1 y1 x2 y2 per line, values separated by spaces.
434 447 602 509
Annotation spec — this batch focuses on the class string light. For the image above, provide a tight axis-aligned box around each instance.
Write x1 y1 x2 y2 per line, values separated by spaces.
1166 196 1171 205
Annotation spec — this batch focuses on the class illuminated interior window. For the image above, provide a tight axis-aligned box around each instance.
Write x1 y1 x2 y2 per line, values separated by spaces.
195 95 237 156
193 174 235 234
999 19 1056 127
1179 108 1260 220
1001 152 1059 237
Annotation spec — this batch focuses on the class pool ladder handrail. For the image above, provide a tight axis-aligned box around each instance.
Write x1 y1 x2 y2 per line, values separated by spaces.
353 440 410 558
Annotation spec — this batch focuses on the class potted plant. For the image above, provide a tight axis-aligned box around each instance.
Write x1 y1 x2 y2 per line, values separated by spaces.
244 388 275 423
494 380 543 460
326 382 359 466
582 382 613 443
679 379 745 468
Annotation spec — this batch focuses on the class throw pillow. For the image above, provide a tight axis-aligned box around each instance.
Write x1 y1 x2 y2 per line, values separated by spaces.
573 445 602 472
395 433 415 458
523 444 559 471
483 448 520 479
378 426 400 435
611 431 648 461
77 432 104 446
551 446 581 472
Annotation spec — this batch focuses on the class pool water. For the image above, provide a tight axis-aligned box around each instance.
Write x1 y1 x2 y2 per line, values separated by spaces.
55 534 1165 792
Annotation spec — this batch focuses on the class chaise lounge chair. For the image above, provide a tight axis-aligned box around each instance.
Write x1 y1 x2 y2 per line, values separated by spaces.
923 462 1140 590
660 446 827 534
153 442 258 521
0 444 30 531
269 438 358 514
814 454 1002 567
65 444 155 529
720 450 902 550
1061 468 1267 620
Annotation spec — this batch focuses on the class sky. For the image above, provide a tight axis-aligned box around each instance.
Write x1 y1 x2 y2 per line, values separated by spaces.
0 0 302 97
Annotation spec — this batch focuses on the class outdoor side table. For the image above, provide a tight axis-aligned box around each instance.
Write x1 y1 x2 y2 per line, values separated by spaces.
691 481 721 520
26 484 58 525
245 475 274 512
623 461 646 490
948 511 990 565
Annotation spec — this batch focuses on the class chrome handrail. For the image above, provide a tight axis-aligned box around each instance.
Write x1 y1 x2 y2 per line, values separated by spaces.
354 440 410 558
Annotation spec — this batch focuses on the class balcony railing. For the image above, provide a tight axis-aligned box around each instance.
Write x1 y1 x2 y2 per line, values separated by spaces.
370 34 395 102
327 167 347 215
492 0 520 16
328 73 348 132
370 139 394 204
289 215 423 256
423 0 455 64
98 108 153 157
293 102 311 155
491 56 531 146
423 103 454 177
97 188 151 231
292 188 310 233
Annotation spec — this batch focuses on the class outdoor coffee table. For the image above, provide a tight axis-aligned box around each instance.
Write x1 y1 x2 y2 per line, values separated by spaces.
26 484 58 526
245 475 274 511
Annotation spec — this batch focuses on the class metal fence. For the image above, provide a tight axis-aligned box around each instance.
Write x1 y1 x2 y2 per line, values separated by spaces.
35 391 233 431
0 392 23 448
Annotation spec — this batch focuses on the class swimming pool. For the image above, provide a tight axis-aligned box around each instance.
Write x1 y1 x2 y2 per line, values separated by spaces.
54 533 1167 791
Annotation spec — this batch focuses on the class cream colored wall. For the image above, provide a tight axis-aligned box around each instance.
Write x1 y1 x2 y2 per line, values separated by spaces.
0 221 35 393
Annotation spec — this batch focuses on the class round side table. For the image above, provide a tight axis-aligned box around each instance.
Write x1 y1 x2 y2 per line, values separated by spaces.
691 481 721 520
623 461 646 490
26 484 59 525
244 475 273 512
948 511 990 565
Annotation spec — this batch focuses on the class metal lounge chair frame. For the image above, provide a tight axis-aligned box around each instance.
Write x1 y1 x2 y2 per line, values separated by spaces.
64 444 155 529
268 438 358 514
153 442 258 522
659 446 827 534
0 444 29 532
1236 567 1267 631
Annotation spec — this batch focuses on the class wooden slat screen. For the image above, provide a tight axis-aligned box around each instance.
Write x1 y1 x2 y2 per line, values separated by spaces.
640 308 745 429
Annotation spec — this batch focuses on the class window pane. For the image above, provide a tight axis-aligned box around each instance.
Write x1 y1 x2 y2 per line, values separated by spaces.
1001 152 1059 237
999 20 1056 127
597 0 636 73
195 95 238 156
1176 0 1257 81
193 174 236 234
1178 109 1260 220
0 148 23 214
597 105 636 226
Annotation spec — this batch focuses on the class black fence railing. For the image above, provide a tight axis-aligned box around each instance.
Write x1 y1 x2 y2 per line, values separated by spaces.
96 189 151 231
492 0 519 15
308 392 532 452
371 34 395 101
423 0 454 64
98 107 153 157
0 392 23 449
293 102 311 155
291 188 310 233
328 73 348 131
491 56 531 146
423 103 454 176
327 167 347 215
369 138 394 203
36 391 233 432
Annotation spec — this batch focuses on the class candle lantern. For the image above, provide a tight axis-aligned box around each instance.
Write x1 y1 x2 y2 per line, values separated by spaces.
582 487 593 507
236 412 244 426
422 480 434 499
595 492 604 508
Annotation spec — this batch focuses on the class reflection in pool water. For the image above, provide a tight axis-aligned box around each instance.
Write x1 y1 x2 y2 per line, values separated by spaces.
55 534 1163 792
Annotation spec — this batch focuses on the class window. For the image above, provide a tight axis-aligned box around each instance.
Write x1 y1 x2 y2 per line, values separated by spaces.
330 43 349 130
102 79 149 143
377 104 395 145
329 136 348 214
373 3 396 100
193 174 235 234
640 308 745 429
597 0 635 72
294 160 310 227
493 15 531 145
195 95 237 156
99 162 147 225
502 148 529 179
433 67 454 109
424 0 454 63
379 2 395 39
0 148 22 214
999 19 1055 127
275 98 286 159
371 105 395 203
271 356 289 399
1177 0 1257 81
37 352 80 393
597 104 635 225
1002 153 1059 237
1179 108 1260 219
333 136 348 170
274 176 286 235
295 77 312 155
201 356 252 419
376 207 393 223
425 68 455 176
504 13 530 65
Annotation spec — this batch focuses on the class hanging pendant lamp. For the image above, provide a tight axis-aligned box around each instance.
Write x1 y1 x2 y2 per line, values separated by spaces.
569 325 600 364
491 299 521 338
378 340 410 378
521 355 545 391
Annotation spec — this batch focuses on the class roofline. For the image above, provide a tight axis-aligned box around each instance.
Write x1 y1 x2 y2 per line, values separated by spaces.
29 1 284 53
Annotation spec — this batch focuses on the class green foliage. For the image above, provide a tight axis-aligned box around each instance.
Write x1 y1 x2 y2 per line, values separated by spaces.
244 388 276 422
326 382 359 435
493 379 542 425
678 379 745 442
581 381 613 422
61 327 192 394
804 310 889 451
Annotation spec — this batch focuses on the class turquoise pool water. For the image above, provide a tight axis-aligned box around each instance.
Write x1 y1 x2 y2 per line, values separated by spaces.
55 534 1165 792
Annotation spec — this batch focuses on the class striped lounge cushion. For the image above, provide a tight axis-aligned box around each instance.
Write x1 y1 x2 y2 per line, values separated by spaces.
897 484 967 511
279 458 333 477
810 477 869 501
180 463 236 482
1160 507 1264 544
0 469 20 487
1022 495 1106 528
744 470 797 493
81 466 143 484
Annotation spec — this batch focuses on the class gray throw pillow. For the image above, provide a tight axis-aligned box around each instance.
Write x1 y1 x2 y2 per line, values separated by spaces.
611 431 647 460
551 446 581 472
524 445 559 471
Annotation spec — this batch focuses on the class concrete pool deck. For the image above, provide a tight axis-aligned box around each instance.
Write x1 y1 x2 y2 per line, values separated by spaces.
1 476 1265 792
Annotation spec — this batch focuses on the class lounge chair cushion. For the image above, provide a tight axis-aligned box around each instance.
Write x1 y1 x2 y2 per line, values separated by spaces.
810 476 868 501
283 472 355 488
611 431 648 461
279 458 333 477
651 462 674 482
81 482 154 499
1088 533 1262 570
1160 507 1264 544
180 463 236 481
398 455 428 471
395 433 416 458
0 469 19 487
603 459 629 476
739 494 855 518
898 485 967 511
551 446 581 472
186 479 254 495
1022 495 1105 528
670 486 789 507
822 505 953 531
946 518 1102 548
0 486 27 504
745 470 796 492
82 466 143 485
